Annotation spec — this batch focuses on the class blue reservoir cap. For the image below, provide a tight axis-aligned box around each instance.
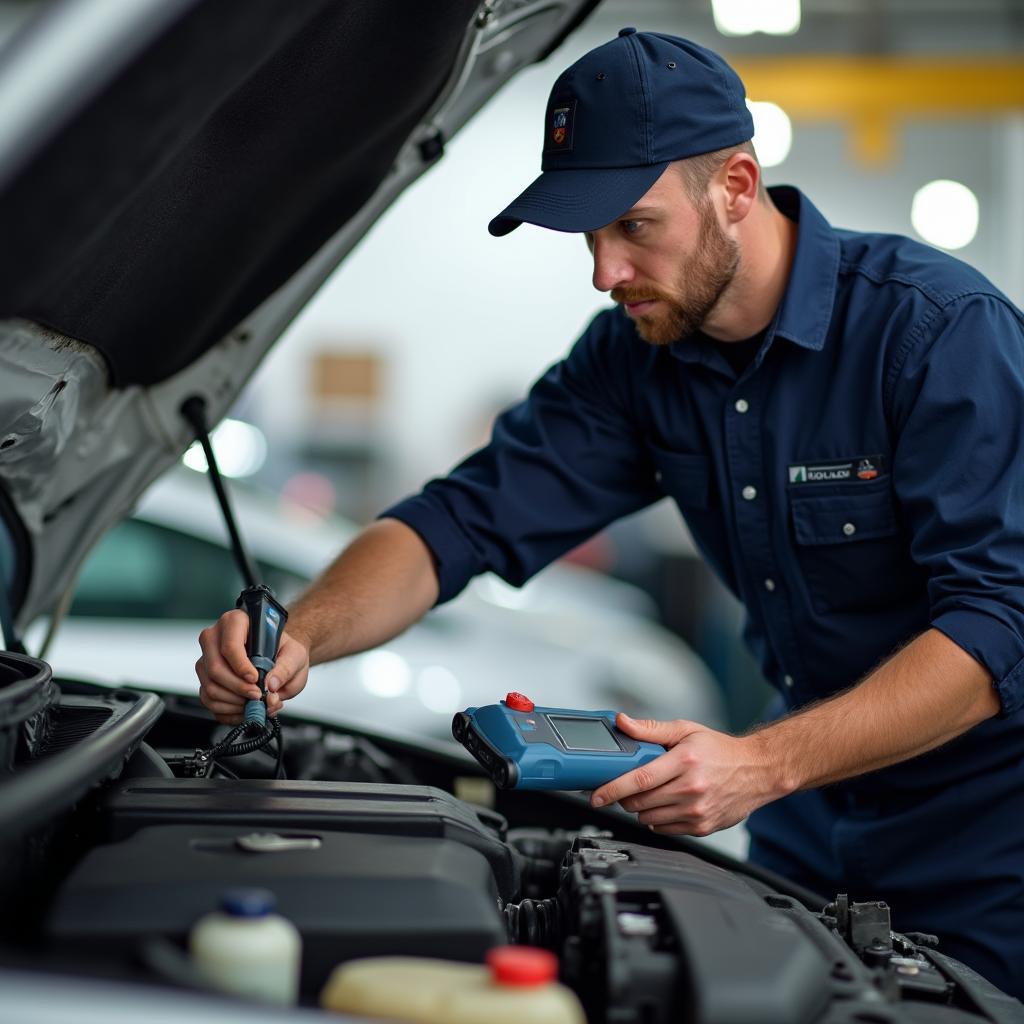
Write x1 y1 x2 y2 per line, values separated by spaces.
221 887 276 917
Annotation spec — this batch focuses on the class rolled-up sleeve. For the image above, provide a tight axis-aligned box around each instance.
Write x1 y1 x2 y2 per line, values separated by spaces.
381 310 662 604
886 293 1024 712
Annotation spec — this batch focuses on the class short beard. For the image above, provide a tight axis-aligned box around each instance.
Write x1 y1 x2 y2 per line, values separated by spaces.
613 197 740 346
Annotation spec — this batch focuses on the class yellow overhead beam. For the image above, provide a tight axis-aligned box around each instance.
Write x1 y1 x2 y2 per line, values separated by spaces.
730 56 1024 165
732 57 1024 116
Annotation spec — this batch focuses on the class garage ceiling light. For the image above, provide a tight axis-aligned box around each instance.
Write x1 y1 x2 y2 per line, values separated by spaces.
182 418 267 479
747 100 792 167
911 179 979 251
712 0 800 36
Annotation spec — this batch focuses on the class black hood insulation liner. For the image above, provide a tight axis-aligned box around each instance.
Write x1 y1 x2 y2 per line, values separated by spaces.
0 0 478 386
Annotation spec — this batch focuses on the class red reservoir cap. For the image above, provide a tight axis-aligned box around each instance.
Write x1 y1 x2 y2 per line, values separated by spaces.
504 691 534 712
486 946 557 987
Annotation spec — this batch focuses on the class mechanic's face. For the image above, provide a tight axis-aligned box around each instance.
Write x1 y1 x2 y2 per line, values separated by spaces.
585 167 739 345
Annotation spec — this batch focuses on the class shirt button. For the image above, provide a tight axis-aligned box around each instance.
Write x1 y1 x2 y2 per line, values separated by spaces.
842 522 856 536
734 399 749 414
784 675 794 688
742 485 757 501
764 578 776 592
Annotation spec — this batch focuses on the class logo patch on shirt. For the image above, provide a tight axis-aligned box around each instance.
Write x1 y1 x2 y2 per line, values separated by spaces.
856 457 879 480
544 99 576 152
788 454 886 484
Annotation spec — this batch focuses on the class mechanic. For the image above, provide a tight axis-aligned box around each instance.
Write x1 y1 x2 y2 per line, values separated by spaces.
196 30 1024 996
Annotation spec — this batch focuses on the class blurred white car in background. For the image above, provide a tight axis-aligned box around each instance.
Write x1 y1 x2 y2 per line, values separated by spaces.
31 468 723 744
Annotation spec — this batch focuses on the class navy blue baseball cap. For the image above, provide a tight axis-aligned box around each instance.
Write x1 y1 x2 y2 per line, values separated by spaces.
488 28 754 236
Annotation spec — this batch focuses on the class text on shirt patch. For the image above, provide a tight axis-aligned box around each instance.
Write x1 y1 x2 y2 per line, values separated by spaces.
788 455 885 484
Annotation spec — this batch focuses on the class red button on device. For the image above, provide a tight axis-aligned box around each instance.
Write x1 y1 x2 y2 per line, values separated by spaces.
505 691 534 712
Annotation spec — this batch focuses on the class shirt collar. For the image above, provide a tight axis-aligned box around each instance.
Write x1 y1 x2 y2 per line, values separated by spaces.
769 186 839 352
669 185 840 365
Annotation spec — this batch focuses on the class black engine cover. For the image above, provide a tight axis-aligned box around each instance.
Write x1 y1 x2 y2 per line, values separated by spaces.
102 777 519 899
48 780 516 996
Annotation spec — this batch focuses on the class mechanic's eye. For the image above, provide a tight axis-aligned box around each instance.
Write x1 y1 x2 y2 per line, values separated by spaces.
620 219 644 236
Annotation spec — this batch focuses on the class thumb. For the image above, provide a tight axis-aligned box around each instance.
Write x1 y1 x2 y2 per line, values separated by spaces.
617 712 698 748
265 633 309 694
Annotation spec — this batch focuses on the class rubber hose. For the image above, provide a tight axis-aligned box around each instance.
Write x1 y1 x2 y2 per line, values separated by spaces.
504 898 561 947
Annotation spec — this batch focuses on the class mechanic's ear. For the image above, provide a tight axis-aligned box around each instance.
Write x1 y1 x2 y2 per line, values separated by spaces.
719 151 759 223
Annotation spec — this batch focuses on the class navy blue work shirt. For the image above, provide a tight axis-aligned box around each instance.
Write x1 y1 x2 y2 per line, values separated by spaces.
384 186 1024 794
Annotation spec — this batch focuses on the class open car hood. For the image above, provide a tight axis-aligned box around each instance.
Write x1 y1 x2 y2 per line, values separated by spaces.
0 0 600 630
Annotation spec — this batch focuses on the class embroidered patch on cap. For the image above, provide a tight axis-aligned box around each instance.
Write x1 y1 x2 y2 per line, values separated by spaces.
544 98 576 153
787 454 886 484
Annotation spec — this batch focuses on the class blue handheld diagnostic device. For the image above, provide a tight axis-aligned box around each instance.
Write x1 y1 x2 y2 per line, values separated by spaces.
452 692 665 791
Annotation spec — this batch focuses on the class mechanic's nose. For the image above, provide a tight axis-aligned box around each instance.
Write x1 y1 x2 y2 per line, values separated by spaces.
590 237 633 293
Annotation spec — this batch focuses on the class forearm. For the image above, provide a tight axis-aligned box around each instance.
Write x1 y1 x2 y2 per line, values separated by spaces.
750 628 1000 797
285 517 440 665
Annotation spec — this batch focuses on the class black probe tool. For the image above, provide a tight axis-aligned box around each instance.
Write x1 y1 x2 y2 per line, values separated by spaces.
236 584 288 726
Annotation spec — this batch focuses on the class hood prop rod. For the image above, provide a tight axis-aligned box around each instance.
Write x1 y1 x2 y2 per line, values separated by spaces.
180 397 259 589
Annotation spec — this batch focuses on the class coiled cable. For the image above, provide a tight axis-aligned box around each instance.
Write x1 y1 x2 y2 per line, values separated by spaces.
207 714 284 778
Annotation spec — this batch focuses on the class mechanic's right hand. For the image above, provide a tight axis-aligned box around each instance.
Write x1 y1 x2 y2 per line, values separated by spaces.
196 609 311 725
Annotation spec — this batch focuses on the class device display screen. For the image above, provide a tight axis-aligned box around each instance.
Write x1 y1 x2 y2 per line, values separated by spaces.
548 716 621 751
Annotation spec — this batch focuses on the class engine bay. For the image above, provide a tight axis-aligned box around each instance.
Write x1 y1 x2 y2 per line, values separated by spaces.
1 658 1021 1023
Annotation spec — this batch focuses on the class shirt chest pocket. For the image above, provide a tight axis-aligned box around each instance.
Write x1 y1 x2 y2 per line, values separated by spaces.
789 486 922 613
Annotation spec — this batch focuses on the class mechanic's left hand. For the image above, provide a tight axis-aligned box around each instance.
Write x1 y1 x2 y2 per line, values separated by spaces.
590 714 782 837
